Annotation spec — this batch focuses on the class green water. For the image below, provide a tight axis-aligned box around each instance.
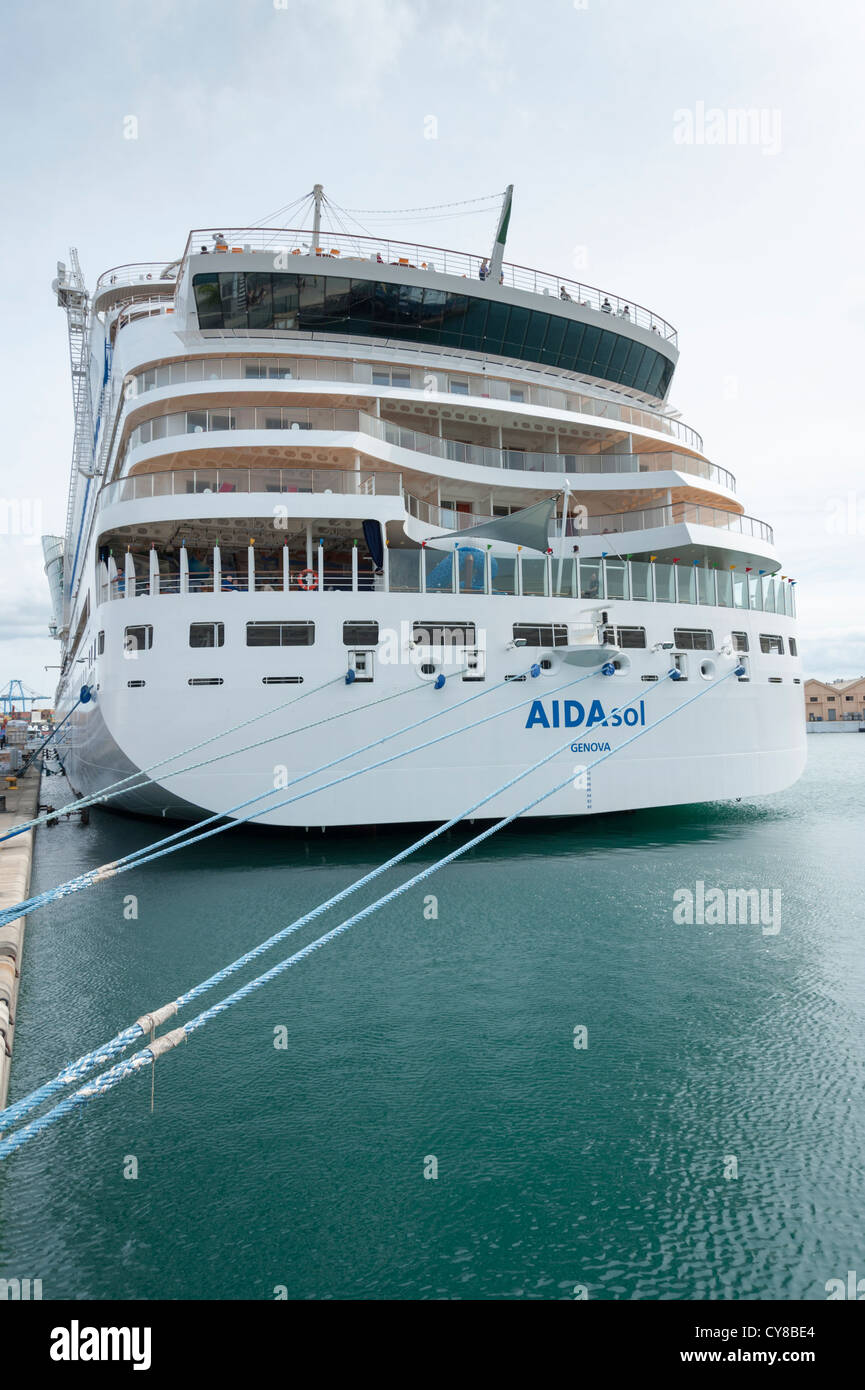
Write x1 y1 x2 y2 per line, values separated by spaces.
1 736 862 1300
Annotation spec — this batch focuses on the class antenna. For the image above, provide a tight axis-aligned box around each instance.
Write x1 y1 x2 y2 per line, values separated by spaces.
311 184 323 251
489 184 513 281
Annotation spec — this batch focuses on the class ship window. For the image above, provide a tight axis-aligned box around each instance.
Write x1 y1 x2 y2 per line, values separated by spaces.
343 621 379 646
413 622 477 647
192 273 675 397
602 626 646 649
789 637 798 656
246 621 315 647
262 676 304 684
768 677 783 684
509 387 525 402
512 623 569 647
124 624 153 653
97 631 105 655
188 678 224 686
732 631 749 652
760 633 785 655
189 622 224 648
449 379 470 395
673 628 714 651
127 680 146 688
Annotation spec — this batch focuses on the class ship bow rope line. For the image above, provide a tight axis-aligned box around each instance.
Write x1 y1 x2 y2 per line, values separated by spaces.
0 659 606 931
0 663 746 1157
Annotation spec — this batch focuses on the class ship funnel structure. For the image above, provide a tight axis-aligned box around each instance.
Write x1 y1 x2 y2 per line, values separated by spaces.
42 535 65 638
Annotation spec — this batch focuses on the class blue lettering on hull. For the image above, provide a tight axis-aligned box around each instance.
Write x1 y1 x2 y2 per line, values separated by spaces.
525 699 646 731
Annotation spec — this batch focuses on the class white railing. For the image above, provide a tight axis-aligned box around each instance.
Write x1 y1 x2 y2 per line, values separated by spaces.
117 405 734 491
126 352 704 451
178 227 678 343
101 548 796 616
100 467 399 510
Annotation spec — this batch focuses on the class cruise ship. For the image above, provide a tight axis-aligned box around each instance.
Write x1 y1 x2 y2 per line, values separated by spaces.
42 188 806 827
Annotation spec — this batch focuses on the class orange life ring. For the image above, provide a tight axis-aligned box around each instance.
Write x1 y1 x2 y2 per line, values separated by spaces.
296 568 318 591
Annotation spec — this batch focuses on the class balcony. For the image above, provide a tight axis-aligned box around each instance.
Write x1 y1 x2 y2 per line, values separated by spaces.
118 405 734 492
100 546 796 617
126 350 703 451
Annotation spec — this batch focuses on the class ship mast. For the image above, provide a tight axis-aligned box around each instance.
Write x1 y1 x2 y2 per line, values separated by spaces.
311 183 323 251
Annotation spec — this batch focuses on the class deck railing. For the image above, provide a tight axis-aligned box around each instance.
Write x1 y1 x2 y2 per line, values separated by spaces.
176 228 678 343
118 405 734 492
126 351 703 451
102 549 795 617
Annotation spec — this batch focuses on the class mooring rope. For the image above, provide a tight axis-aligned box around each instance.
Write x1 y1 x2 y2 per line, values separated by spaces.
0 665 743 1155
0 672 353 843
0 663 618 1130
0 659 581 929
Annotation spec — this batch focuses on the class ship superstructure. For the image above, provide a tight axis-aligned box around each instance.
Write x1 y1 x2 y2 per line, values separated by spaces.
45 190 805 826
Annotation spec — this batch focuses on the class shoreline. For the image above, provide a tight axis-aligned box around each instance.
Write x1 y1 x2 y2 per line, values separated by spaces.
0 765 41 1111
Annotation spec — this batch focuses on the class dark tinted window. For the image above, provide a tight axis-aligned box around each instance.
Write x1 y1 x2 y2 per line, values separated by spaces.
343 621 379 646
513 623 569 647
124 624 153 652
190 622 224 648
246 621 314 647
192 273 674 396
413 622 476 646
674 629 714 650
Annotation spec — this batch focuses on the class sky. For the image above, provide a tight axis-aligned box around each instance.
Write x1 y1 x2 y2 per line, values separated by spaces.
1 0 863 699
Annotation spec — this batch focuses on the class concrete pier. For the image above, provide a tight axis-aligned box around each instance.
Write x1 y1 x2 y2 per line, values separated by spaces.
0 765 41 1110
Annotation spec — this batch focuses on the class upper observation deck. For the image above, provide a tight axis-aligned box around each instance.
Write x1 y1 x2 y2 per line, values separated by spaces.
151 228 680 402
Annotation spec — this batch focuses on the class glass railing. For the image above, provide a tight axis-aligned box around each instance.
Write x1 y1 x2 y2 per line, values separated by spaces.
100 467 399 509
118 403 734 493
366 416 734 490
550 502 773 543
102 547 796 618
126 353 703 451
177 228 679 343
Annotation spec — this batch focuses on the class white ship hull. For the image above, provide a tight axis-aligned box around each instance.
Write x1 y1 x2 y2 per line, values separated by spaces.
56 592 806 827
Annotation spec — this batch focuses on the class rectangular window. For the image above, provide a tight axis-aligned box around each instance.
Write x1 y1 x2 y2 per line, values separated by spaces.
413 621 476 647
512 623 569 648
789 637 798 656
188 677 224 686
262 676 304 685
449 379 470 395
602 626 646 649
391 370 411 388
124 625 153 652
189 622 225 648
509 387 525 402
732 631 749 652
246 621 315 647
343 621 379 646
808 697 818 702
127 680 146 688
97 631 105 655
673 629 714 651
845 695 853 701
760 634 785 655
